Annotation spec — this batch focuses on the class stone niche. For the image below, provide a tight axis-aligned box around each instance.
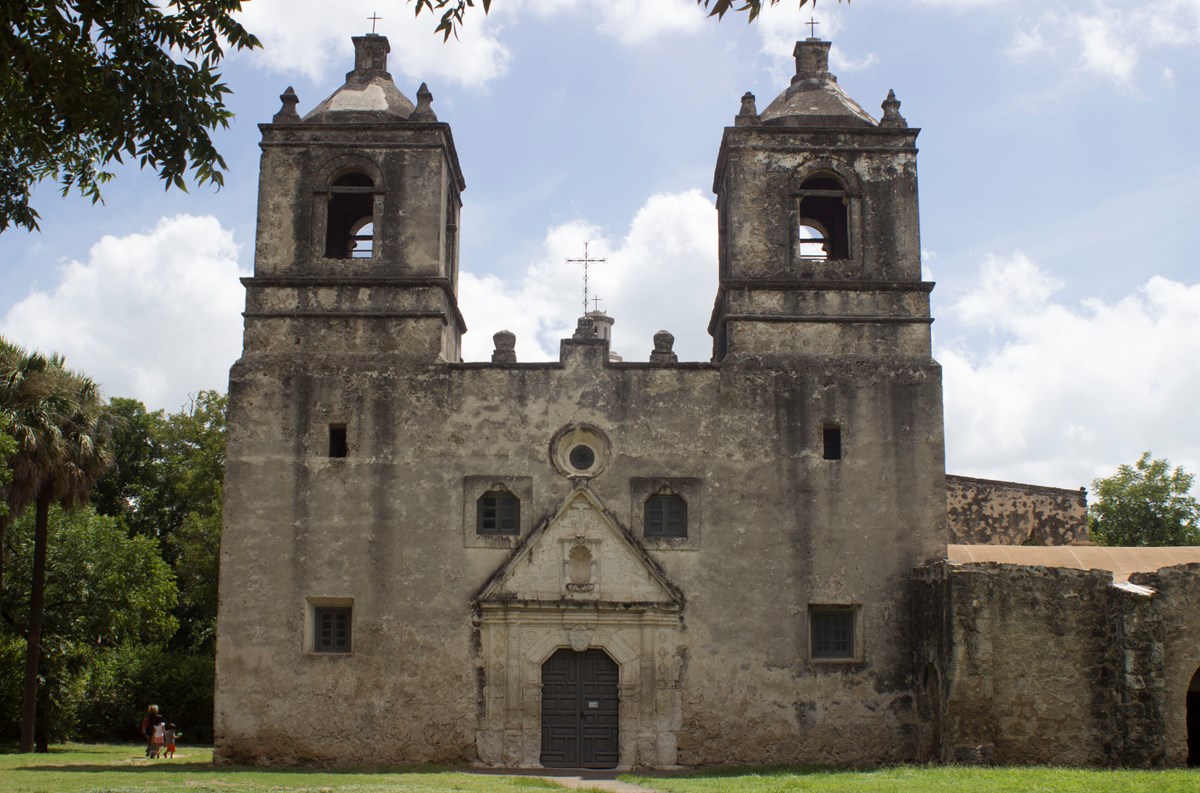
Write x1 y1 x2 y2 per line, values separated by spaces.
473 487 685 769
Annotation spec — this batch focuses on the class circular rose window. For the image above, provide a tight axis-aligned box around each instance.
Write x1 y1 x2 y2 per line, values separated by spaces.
550 424 610 479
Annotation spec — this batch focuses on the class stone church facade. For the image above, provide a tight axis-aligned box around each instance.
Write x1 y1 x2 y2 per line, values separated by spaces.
214 34 1200 768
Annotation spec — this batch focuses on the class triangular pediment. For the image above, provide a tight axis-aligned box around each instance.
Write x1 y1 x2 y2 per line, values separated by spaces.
476 486 683 607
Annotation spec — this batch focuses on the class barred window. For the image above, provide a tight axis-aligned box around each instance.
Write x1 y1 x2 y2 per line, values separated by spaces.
645 493 687 538
314 606 352 653
811 609 855 659
477 491 520 535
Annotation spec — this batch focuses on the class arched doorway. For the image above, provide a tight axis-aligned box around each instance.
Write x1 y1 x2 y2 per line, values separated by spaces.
1188 667 1200 767
541 648 619 769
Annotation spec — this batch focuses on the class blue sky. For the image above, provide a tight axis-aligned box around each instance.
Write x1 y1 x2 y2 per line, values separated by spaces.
2 0 1199 492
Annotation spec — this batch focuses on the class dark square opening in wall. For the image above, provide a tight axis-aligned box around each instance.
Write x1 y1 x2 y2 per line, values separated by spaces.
823 425 842 460
329 424 348 458
477 491 520 535
811 609 855 659
314 606 352 653
645 493 687 538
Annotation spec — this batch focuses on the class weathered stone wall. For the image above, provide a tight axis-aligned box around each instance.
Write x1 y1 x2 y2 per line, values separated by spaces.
216 342 946 768
916 560 1200 767
945 475 1088 545
1129 563 1200 767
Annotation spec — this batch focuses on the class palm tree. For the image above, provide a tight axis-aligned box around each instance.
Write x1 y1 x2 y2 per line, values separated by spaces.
0 336 113 752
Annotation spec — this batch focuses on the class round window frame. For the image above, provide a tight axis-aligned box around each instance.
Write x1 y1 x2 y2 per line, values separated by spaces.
550 424 611 479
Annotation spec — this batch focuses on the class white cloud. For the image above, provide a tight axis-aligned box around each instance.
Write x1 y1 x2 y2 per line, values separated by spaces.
458 189 718 363
1005 25 1048 62
947 251 1063 329
1 215 248 412
829 46 879 74
1007 1 1200 88
938 251 1200 491
1074 15 1138 86
237 0 511 88
596 0 705 44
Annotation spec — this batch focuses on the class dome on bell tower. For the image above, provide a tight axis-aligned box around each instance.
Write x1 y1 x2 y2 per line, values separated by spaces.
303 34 417 122
759 38 877 128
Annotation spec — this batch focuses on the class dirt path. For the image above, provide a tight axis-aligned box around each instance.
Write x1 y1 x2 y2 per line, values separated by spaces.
467 768 664 793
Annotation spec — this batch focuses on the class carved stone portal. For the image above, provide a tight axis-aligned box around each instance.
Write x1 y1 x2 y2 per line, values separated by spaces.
473 486 685 769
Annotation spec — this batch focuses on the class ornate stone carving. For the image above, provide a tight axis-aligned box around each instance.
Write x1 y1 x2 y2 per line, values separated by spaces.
569 625 591 652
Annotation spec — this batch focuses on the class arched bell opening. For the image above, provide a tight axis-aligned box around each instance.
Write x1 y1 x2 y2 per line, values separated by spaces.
796 173 850 260
325 170 376 259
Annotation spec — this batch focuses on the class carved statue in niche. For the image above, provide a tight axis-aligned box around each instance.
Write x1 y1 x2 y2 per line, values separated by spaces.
566 544 595 592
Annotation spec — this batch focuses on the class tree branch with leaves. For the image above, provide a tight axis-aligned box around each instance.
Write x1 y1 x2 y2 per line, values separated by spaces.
412 0 832 41
0 1 260 232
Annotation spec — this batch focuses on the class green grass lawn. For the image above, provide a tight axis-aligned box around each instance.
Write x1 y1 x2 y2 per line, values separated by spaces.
0 743 591 793
4 745 1197 793
622 764 1200 793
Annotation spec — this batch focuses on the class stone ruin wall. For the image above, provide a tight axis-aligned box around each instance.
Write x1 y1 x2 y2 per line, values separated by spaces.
914 560 1200 767
946 474 1088 545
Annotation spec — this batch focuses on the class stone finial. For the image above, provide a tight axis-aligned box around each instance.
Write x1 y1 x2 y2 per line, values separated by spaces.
572 316 598 341
491 330 517 363
793 39 832 83
735 91 760 126
273 87 300 122
880 89 908 128
347 34 392 83
411 82 438 121
649 330 678 364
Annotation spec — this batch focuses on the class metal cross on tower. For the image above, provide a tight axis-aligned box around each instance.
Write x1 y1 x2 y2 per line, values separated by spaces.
566 242 607 317
806 16 819 37
368 12 382 33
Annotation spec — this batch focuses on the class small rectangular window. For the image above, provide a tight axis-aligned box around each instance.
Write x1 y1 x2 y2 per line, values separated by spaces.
314 606 352 653
811 609 855 660
329 424 348 458
477 492 520 535
645 494 688 538
823 425 842 460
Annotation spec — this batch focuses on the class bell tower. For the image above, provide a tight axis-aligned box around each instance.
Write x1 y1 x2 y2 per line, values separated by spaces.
710 38 928 362
241 34 466 362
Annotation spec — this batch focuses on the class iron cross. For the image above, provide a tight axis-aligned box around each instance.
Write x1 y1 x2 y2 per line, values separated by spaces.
806 17 819 37
368 12 382 34
566 242 607 317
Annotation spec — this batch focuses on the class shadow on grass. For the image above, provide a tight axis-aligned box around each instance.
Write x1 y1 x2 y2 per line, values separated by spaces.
634 764 852 780
14 756 466 777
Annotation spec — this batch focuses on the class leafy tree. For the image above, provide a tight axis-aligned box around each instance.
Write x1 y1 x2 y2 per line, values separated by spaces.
0 505 177 744
0 415 14 519
1089 452 1200 547
0 337 114 751
0 1 260 232
414 0 831 40
92 391 226 652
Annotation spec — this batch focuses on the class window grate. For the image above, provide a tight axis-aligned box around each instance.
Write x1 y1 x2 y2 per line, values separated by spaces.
477 492 520 535
645 494 688 538
811 610 854 659
314 607 352 653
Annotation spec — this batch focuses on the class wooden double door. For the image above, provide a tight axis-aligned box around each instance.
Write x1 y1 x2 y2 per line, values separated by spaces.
540 648 620 768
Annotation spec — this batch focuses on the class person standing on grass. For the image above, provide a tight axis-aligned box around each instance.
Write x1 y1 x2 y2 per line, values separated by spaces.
141 705 163 757
163 723 179 758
